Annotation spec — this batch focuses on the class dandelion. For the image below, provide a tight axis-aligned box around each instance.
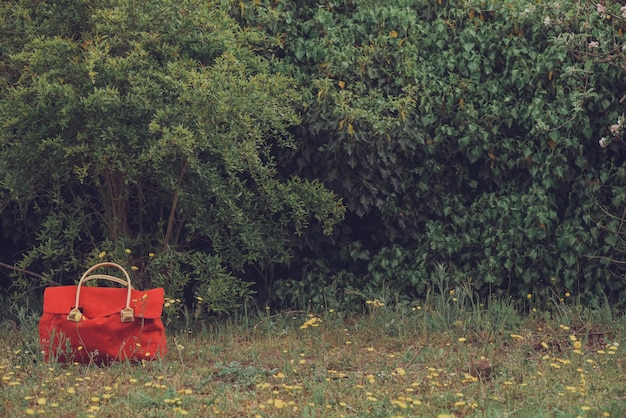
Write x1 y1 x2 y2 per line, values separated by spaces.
366 299 385 308
125 248 131 254
458 337 467 343
149 252 155 257
300 316 322 329
98 251 106 258
574 341 582 349
131 266 138 271
527 293 532 299
391 399 408 409
36 398 47 406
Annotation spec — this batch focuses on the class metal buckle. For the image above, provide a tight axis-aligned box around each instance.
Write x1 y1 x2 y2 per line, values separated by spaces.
120 307 135 323
67 307 83 322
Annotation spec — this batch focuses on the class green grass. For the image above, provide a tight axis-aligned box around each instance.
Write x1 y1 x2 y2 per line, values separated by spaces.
1 297 625 417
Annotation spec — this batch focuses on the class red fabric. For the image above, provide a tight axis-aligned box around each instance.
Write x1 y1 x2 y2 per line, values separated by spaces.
39 286 167 364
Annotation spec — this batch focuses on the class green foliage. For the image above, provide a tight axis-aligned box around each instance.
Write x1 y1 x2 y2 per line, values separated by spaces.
3 0 626 313
235 0 626 309
0 0 343 312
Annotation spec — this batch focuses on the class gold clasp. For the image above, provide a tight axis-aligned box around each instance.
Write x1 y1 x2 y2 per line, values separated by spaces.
120 307 135 323
67 308 82 322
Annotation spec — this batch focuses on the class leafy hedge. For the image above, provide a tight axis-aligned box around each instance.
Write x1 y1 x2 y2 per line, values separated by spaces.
1 0 626 313
236 0 626 309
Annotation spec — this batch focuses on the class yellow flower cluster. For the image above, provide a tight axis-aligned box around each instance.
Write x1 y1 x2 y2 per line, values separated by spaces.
366 299 385 308
300 315 322 329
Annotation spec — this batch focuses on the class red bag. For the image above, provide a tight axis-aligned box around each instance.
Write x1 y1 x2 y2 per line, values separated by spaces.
39 262 167 364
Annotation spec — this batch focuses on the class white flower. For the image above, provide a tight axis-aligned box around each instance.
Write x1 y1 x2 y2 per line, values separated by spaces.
599 137 610 148
543 16 551 26
588 41 599 49
609 124 620 135
597 3 606 15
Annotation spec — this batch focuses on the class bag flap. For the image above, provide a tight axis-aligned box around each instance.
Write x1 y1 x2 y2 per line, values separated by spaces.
43 286 165 319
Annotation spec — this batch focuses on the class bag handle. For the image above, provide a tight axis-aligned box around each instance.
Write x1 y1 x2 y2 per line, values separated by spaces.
67 262 135 323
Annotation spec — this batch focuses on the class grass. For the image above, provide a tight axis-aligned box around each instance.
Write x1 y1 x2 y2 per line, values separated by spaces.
0 294 625 418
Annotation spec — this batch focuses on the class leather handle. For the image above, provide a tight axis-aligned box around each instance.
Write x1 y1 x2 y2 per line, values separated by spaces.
67 262 135 323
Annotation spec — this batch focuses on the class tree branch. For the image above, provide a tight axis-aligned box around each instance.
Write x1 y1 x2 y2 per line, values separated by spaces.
0 261 53 282
163 159 190 251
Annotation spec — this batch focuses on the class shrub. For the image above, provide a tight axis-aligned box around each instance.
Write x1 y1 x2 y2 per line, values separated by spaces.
237 0 626 309
0 0 343 312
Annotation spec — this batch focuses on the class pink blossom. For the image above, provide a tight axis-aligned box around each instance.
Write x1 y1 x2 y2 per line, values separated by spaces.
610 124 620 135
596 3 606 15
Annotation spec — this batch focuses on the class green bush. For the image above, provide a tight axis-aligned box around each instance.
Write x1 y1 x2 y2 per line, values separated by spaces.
237 0 626 309
0 0 343 312
3 0 626 313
